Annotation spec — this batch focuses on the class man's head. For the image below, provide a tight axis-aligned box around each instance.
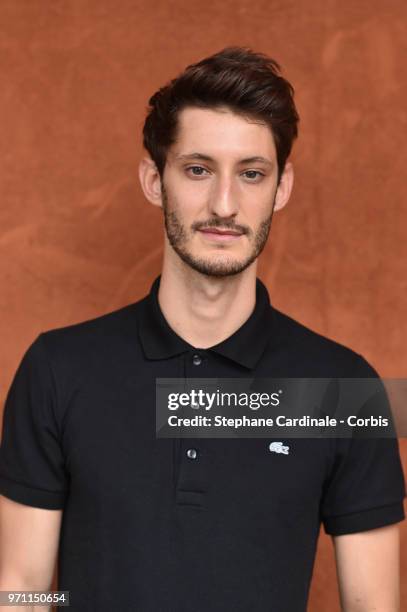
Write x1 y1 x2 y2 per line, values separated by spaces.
139 47 299 277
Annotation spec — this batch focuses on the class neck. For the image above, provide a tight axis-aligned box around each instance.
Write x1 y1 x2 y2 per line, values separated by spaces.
157 252 258 349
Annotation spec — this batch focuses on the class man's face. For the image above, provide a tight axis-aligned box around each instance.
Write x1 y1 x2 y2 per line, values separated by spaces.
161 106 280 277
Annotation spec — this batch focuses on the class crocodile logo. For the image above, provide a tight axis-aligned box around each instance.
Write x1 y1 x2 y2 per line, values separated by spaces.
268 441 289 455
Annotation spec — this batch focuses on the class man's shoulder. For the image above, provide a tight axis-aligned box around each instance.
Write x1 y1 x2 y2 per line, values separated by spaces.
269 305 379 378
37 294 148 363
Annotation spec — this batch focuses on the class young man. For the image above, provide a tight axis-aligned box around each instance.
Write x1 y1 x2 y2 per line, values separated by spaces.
0 47 405 611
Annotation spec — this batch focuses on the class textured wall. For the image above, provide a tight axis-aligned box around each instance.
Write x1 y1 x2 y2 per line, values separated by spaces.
1 1 406 608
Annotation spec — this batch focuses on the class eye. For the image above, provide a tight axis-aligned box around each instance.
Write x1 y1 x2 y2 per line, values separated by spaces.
242 170 265 181
186 165 210 178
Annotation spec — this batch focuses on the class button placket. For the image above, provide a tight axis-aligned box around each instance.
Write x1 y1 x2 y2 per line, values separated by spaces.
173 351 208 507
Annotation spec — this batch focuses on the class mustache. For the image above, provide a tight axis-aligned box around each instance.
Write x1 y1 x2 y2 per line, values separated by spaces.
191 219 250 234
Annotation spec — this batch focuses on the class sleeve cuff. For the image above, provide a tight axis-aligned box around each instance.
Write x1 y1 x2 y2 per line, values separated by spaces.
0 474 67 510
323 500 405 536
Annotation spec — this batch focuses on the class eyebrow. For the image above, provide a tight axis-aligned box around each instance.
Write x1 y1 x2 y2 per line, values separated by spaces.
174 152 273 166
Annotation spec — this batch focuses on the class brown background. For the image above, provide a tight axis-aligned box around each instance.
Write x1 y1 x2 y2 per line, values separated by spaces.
1 1 406 609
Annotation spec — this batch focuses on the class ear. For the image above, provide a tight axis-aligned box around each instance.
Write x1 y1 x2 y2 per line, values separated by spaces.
273 161 294 212
138 157 163 208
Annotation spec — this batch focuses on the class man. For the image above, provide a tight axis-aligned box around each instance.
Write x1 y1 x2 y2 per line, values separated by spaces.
0 47 405 611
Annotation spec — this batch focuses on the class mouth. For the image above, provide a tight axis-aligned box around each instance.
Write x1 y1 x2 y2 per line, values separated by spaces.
197 227 244 242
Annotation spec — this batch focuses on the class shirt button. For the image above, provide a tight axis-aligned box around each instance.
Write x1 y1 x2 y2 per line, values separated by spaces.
186 448 198 460
192 354 202 366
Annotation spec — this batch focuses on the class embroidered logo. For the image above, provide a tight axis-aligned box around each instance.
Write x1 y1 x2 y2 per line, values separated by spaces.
268 441 289 455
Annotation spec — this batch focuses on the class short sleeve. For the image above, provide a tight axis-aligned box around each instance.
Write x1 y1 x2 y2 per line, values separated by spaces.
320 355 406 536
0 334 68 509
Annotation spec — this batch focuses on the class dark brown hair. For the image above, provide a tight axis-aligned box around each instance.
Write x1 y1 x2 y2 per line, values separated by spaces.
142 46 299 183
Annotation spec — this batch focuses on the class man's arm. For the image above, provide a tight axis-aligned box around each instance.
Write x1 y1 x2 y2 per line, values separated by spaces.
333 523 400 612
0 495 63 611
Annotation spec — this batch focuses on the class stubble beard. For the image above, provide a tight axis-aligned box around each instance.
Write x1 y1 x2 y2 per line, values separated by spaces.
161 186 275 278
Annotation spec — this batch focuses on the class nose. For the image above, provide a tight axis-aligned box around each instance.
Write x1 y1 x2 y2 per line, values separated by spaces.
207 173 239 219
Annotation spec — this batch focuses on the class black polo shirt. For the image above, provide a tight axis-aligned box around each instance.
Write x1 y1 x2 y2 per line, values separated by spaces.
0 275 405 612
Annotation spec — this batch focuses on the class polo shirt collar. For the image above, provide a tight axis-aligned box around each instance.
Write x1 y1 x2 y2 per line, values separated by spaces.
138 275 273 370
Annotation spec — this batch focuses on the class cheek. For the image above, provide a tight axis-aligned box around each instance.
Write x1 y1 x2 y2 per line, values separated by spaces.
241 194 274 226
167 188 209 222
181 181 210 208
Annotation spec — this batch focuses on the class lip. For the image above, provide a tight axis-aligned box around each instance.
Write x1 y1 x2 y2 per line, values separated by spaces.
198 228 243 242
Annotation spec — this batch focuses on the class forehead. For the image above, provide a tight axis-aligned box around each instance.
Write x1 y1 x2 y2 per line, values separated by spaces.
170 106 276 160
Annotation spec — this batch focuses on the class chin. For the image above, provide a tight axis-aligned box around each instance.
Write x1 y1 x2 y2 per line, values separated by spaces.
179 251 256 278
